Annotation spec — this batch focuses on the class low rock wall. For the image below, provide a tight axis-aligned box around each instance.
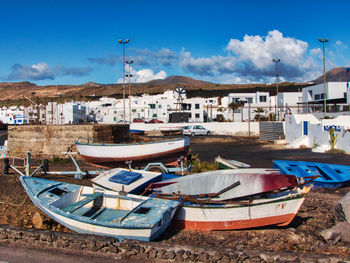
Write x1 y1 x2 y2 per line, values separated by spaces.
6 124 129 158
0 225 348 262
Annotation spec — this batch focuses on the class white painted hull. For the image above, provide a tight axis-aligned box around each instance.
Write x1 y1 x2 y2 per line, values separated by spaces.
75 137 190 167
172 187 309 231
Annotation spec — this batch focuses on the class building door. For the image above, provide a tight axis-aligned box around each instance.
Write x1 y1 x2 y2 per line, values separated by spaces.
303 121 308 135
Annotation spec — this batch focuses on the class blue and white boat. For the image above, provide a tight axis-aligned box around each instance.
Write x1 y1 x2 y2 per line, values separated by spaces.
273 160 350 188
20 176 179 241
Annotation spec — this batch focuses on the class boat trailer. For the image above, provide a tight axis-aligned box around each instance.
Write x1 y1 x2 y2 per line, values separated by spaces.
3 152 191 179
3 151 103 179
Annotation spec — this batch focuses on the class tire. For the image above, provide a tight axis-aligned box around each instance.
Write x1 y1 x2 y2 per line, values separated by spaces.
42 159 49 173
191 132 195 137
3 158 9 174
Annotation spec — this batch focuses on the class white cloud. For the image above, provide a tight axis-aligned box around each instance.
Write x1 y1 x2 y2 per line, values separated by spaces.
118 67 167 83
4 62 92 81
179 30 321 83
5 62 56 81
226 30 309 69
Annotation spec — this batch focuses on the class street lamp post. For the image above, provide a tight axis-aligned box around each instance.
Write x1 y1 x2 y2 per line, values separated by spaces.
345 67 350 105
126 60 134 123
318 38 328 113
272 58 280 121
118 39 130 123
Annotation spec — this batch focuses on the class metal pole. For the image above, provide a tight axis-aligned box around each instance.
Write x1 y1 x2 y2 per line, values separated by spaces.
118 39 129 123
273 59 280 120
126 60 133 123
319 38 328 113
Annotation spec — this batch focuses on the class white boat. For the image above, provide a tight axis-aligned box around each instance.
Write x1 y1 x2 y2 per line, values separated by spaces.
157 187 310 231
150 168 296 201
215 155 250 169
75 137 190 168
20 176 179 241
92 168 178 194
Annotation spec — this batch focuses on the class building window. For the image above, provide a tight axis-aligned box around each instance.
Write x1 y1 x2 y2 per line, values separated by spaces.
247 98 253 104
259 96 267 102
195 104 200 109
195 113 200 118
158 105 162 109
153 114 157 117
149 104 156 109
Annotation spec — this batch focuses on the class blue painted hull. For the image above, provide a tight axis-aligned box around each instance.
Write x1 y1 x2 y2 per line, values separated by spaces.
130 129 145 135
273 160 350 189
20 176 179 241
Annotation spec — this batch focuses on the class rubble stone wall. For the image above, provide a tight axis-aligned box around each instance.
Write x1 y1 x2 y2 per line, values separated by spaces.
6 124 129 158
0 225 348 262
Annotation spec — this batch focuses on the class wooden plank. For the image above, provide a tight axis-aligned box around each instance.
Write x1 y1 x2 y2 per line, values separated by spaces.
62 192 103 213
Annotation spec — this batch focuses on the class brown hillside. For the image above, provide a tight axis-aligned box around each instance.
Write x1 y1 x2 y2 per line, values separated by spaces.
312 67 349 84
0 75 312 105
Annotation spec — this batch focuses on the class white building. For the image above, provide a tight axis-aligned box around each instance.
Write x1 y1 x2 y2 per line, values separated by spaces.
301 82 349 113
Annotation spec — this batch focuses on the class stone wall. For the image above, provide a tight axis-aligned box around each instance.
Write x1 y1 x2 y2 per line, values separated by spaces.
0 225 348 262
6 124 129 158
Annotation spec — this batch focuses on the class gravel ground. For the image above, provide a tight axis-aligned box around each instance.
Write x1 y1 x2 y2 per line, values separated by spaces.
0 136 350 260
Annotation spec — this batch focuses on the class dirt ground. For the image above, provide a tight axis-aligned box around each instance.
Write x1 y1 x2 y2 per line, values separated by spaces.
0 136 350 258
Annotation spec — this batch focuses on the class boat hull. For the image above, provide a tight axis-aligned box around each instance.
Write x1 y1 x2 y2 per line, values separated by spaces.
76 137 190 168
20 176 179 241
273 160 350 189
172 189 308 231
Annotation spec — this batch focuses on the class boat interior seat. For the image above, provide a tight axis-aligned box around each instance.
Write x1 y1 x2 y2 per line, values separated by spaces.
62 192 103 213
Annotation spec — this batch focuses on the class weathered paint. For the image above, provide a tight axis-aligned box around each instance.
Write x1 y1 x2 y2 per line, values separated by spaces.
20 176 179 241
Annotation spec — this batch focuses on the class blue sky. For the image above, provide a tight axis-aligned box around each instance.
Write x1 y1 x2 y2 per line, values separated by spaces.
1 0 349 85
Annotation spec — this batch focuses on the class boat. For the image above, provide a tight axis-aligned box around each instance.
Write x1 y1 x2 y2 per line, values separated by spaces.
20 176 179 241
215 155 251 169
149 168 299 201
154 186 310 231
75 137 190 168
273 160 350 188
92 167 179 195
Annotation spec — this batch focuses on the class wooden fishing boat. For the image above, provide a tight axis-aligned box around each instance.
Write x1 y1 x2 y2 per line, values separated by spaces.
92 168 179 195
149 169 299 201
215 155 251 169
75 137 190 168
154 186 310 231
273 160 350 188
20 176 179 241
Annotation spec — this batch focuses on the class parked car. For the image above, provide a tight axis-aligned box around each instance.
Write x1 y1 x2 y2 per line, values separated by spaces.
148 119 163 123
183 125 210 136
133 118 145 123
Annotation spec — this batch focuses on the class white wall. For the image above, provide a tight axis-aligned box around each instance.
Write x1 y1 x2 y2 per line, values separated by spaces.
130 121 260 136
285 114 350 153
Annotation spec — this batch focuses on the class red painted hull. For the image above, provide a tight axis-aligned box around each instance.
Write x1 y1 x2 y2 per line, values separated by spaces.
173 213 296 231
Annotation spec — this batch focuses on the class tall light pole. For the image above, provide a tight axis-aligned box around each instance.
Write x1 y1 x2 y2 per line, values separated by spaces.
318 38 328 113
126 60 134 123
345 67 350 105
118 39 129 123
273 58 280 121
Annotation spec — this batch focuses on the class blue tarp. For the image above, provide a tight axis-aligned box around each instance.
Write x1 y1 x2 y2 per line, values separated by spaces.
109 170 142 185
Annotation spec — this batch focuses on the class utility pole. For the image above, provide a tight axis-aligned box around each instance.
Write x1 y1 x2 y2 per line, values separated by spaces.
126 60 134 123
272 59 280 121
118 39 130 123
318 38 328 113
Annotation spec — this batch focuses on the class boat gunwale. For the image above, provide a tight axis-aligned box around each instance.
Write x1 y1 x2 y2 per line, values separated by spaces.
75 136 190 147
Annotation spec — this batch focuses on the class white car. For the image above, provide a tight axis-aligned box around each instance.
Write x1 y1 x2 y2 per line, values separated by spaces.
183 125 210 136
